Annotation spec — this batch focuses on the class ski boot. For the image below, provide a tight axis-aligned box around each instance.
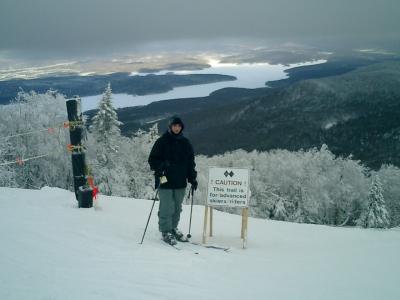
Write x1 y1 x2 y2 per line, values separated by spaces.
172 228 189 242
162 232 177 246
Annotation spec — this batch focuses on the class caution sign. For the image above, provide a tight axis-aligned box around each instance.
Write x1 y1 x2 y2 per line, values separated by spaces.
207 167 250 207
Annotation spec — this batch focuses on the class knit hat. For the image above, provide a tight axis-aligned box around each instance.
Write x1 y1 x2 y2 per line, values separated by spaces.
168 116 184 130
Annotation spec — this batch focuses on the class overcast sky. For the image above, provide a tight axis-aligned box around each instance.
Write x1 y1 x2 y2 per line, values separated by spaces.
0 0 399 58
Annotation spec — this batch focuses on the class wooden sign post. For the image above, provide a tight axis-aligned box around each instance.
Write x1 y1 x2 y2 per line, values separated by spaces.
203 167 250 249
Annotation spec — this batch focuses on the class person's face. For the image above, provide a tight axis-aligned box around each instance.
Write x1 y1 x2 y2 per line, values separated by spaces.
171 124 182 134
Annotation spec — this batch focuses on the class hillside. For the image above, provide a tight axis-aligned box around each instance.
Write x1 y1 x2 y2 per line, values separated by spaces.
115 60 400 169
190 61 400 168
266 54 400 88
0 187 399 300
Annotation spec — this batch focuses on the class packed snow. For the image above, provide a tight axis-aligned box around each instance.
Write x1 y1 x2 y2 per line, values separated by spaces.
0 187 399 300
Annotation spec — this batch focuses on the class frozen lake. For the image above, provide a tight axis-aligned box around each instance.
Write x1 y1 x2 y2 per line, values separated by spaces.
82 59 326 112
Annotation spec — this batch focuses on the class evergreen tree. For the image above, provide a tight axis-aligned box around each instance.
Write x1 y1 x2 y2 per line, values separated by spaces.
89 83 123 195
90 83 122 160
361 175 390 228
377 165 400 227
123 123 159 198
272 196 288 221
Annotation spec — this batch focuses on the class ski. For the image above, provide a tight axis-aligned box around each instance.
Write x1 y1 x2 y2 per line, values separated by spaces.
170 244 182 251
163 240 202 254
162 240 182 250
188 241 230 252
178 242 201 254
160 236 229 253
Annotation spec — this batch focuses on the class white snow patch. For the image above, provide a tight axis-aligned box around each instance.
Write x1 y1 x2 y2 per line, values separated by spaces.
324 121 337 129
0 187 399 300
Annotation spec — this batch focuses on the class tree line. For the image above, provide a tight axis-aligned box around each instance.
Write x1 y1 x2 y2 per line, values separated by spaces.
0 88 398 228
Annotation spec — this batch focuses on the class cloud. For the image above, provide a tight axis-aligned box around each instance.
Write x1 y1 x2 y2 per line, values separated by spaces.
0 0 399 58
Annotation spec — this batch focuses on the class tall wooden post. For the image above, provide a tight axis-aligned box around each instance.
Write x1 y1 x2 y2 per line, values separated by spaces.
202 206 209 244
241 208 249 249
66 96 93 208
209 207 213 237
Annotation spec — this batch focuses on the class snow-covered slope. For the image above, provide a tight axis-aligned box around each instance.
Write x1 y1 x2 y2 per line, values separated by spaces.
0 187 399 300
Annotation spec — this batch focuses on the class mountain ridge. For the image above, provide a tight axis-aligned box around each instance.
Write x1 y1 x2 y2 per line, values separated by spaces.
115 60 400 169
0 73 236 105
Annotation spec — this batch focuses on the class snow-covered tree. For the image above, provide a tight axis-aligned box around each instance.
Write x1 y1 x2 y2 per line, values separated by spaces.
86 119 157 198
272 195 288 221
1 90 400 228
377 165 400 227
195 145 369 225
90 83 122 158
89 84 123 195
360 175 390 228
0 90 71 189
121 124 159 199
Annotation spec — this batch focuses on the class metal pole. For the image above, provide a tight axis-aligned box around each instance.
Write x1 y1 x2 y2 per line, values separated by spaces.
187 188 195 239
139 189 159 244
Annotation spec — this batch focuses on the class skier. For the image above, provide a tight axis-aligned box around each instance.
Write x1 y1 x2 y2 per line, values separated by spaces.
148 116 198 245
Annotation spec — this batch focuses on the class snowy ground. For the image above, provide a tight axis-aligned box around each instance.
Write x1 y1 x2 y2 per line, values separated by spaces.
0 187 399 300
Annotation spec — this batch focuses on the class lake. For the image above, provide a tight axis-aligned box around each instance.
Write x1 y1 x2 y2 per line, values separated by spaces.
81 59 326 112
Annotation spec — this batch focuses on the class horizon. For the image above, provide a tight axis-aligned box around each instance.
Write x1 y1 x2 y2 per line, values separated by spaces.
1 0 399 62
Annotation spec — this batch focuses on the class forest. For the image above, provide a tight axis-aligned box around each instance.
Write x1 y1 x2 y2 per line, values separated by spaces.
1 89 398 228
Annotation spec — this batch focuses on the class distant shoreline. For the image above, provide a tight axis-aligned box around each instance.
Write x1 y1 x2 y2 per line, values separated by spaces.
0 73 236 105
82 60 326 111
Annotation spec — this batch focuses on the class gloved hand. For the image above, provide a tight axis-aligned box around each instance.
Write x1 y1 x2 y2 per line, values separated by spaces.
155 170 162 178
190 179 198 191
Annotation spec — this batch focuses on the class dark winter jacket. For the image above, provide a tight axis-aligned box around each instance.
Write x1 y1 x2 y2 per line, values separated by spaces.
148 130 197 189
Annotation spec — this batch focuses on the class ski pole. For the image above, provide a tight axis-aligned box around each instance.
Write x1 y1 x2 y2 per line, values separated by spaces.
187 187 195 239
139 188 159 244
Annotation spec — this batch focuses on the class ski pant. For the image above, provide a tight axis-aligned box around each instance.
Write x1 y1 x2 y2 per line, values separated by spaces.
158 188 186 233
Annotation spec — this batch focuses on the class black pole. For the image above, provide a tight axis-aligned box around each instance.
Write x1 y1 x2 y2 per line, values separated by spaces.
66 96 93 208
139 189 159 244
66 97 82 122
187 188 195 239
